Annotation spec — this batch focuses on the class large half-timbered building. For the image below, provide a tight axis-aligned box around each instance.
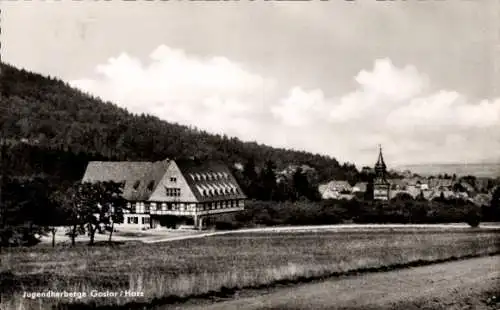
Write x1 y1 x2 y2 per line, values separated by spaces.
82 159 246 229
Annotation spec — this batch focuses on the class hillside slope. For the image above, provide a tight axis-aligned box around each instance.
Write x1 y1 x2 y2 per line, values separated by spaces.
0 63 357 182
396 163 500 178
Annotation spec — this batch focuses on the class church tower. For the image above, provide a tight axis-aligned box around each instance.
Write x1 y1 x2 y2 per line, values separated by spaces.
373 145 390 200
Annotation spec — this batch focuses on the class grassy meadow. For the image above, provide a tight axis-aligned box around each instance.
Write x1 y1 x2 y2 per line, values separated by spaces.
1 228 500 309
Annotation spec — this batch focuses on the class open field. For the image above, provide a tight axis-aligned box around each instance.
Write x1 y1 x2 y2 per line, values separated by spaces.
37 223 500 245
174 255 500 310
1 227 500 309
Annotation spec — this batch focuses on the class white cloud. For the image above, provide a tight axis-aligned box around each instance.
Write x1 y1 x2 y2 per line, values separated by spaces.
355 58 428 101
270 58 500 165
71 45 275 137
271 87 327 126
71 47 500 166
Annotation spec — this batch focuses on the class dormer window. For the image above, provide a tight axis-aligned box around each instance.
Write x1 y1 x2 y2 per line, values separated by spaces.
147 180 155 191
133 181 140 190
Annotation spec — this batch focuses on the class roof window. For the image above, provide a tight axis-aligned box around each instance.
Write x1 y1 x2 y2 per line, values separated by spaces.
133 181 140 190
147 180 155 191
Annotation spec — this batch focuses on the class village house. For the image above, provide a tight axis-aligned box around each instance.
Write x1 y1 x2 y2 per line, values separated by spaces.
82 158 246 230
318 180 353 200
352 182 368 193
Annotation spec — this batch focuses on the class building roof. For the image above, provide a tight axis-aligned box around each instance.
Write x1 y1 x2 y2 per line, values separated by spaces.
428 178 453 188
472 193 492 206
318 184 329 195
326 180 352 190
353 182 368 192
82 159 245 202
175 159 246 202
388 179 406 187
82 160 170 200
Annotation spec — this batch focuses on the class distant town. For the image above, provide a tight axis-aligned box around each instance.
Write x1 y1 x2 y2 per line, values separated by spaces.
318 146 496 206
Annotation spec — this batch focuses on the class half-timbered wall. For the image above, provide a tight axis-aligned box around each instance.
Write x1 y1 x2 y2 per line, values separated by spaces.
148 161 198 203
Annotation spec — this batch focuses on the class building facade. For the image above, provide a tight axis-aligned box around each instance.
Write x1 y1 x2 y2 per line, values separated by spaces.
81 159 246 230
373 145 390 200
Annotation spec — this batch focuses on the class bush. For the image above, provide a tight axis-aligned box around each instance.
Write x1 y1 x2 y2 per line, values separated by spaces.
465 210 481 228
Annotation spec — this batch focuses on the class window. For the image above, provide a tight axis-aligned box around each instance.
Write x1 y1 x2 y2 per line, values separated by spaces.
127 217 132 224
145 204 150 213
165 187 181 196
143 217 150 224
133 217 139 224
133 181 140 190
170 177 177 182
196 185 204 196
230 200 234 207
147 180 155 191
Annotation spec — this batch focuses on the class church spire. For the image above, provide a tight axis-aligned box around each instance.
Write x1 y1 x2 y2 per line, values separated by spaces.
375 144 386 170
373 144 390 200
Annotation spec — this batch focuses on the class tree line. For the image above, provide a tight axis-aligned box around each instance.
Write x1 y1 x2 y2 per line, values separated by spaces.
216 191 500 230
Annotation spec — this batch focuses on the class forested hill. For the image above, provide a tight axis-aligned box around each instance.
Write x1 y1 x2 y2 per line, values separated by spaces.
0 63 358 183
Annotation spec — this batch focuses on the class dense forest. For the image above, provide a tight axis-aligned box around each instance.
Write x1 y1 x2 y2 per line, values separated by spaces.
0 63 358 185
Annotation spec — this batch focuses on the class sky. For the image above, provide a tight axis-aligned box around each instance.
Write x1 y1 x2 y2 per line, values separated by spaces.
2 0 500 167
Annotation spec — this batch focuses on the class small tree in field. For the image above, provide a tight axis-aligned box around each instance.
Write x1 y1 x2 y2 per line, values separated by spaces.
53 181 126 246
52 182 96 246
97 181 126 244
465 208 481 228
80 181 126 245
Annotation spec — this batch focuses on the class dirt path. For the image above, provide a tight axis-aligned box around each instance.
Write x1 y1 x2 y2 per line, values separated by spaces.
169 255 500 310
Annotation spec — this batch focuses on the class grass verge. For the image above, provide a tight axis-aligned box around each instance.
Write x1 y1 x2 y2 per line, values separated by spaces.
1 228 499 309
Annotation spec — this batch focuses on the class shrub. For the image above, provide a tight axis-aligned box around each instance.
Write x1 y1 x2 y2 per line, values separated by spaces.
466 209 481 228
